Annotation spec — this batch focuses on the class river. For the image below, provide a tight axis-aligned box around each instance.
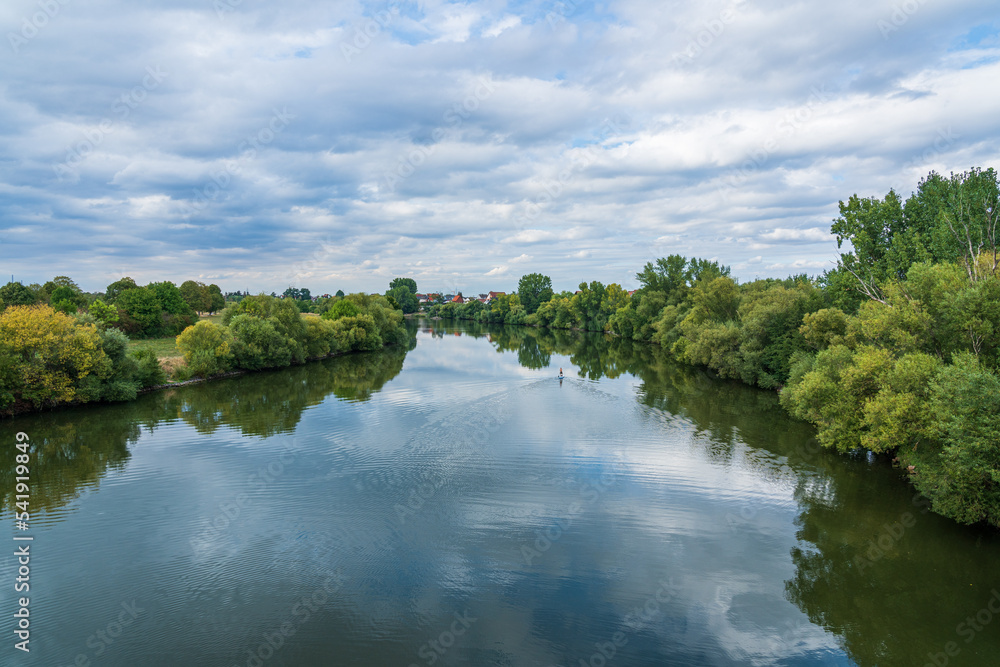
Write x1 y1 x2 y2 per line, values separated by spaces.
2 320 998 666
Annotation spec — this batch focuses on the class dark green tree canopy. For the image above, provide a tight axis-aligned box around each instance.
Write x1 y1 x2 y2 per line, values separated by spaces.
389 277 417 294
148 281 192 316
42 276 85 306
831 168 999 301
387 285 418 313
116 286 162 334
207 284 226 314
105 277 139 304
0 282 38 308
180 280 211 313
517 273 553 314
283 287 311 301
636 255 730 306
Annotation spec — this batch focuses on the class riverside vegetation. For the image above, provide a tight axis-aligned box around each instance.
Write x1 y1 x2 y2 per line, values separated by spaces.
431 168 1000 529
2 168 997 528
0 287 407 415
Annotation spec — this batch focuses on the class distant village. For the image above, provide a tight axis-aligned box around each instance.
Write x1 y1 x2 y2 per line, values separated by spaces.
222 288 512 309
412 291 507 305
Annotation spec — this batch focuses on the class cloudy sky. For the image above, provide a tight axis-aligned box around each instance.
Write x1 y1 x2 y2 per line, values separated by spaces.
1 0 998 295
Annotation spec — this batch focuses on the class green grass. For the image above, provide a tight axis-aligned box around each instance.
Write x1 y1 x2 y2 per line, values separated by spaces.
126 315 223 360
127 336 180 359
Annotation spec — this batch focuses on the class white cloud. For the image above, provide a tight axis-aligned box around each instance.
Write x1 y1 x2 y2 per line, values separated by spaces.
1 0 998 294
758 228 834 242
482 15 521 39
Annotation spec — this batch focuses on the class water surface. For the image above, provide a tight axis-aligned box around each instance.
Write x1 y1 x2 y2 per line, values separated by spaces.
2 321 998 666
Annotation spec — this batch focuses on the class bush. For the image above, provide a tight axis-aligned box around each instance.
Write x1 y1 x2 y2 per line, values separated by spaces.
223 295 306 364
0 305 106 408
322 299 360 320
229 314 294 370
330 314 381 352
131 348 166 387
176 320 233 378
303 316 338 359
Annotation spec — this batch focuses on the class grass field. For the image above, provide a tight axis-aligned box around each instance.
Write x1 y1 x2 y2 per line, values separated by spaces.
126 314 224 360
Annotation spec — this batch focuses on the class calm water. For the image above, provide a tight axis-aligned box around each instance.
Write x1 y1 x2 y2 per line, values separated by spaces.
2 321 999 667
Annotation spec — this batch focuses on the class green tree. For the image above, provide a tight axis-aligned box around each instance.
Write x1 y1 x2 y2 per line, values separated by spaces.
49 286 79 314
42 276 86 307
0 282 38 308
387 285 418 314
517 273 554 314
105 277 139 304
389 277 417 294
115 286 162 337
323 299 360 320
0 305 106 408
222 294 306 364
916 353 1000 526
147 281 191 315
207 284 226 314
86 299 120 328
176 320 233 378
229 314 294 370
800 308 848 350
180 280 210 313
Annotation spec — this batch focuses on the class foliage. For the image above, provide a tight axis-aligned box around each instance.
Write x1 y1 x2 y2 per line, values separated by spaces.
148 281 192 316
222 294 306 364
0 282 38 308
322 299 360 320
910 354 1000 526
115 286 163 336
87 298 120 328
387 285 419 313
283 286 312 301
830 168 999 304
517 273 554 314
180 280 211 313
176 320 234 378
105 277 139 303
0 305 106 408
207 284 226 313
389 277 418 294
303 315 338 359
229 314 294 370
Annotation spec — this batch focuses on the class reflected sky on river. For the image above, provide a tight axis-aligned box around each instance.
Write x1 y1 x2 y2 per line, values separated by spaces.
1 321 998 666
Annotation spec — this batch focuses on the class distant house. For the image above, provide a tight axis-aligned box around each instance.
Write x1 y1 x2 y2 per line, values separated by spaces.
486 291 506 303
415 293 429 303
451 294 465 304
627 290 637 297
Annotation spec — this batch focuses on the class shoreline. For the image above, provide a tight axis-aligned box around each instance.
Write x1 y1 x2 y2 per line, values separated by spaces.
0 345 388 421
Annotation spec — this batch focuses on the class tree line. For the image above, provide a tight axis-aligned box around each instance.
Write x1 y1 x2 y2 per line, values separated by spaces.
174 293 407 378
0 281 409 415
434 168 1000 528
0 276 225 338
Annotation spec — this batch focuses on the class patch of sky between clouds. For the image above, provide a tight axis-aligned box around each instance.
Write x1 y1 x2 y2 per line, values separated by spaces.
949 23 1000 51
947 22 1000 69
503 0 605 26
